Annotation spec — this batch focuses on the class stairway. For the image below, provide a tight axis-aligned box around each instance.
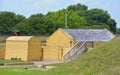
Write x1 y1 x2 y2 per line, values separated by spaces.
63 42 87 62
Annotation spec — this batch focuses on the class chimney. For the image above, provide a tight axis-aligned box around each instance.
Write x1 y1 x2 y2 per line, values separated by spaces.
11 30 20 36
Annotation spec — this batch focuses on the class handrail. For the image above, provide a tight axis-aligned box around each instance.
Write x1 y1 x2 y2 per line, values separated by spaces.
63 42 83 56
63 42 87 62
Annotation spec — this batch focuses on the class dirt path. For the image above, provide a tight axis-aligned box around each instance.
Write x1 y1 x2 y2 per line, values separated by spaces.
0 60 62 68
34 60 62 65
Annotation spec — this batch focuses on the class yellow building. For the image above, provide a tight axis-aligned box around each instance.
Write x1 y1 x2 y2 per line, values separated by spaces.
5 36 42 61
43 28 76 61
4 28 115 61
44 28 115 61
0 45 5 59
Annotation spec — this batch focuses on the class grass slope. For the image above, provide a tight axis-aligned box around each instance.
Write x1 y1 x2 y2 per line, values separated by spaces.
49 38 120 75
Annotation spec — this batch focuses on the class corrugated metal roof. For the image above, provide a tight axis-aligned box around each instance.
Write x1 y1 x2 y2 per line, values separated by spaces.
7 36 34 41
63 29 115 42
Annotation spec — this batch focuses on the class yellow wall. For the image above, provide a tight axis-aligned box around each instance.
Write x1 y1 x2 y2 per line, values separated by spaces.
47 28 76 48
38 36 49 42
28 37 42 61
0 36 8 42
86 42 104 47
0 45 5 59
5 36 42 61
93 42 104 46
5 41 28 61
43 46 63 61
63 47 70 55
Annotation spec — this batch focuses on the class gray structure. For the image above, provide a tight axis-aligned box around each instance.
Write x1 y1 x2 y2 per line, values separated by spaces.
64 29 115 42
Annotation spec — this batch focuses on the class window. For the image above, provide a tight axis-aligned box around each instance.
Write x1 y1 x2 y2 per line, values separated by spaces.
41 40 46 46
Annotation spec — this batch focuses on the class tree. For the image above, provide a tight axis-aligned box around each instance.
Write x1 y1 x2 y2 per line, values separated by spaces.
14 14 46 35
77 8 116 33
67 10 87 28
67 3 88 11
78 8 110 25
0 3 117 35
0 11 25 34
116 28 120 34
107 18 116 33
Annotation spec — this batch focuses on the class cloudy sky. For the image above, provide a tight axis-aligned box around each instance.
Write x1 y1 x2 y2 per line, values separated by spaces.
0 0 120 28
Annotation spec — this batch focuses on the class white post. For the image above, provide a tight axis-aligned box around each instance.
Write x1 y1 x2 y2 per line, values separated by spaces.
65 12 68 28
64 1 68 28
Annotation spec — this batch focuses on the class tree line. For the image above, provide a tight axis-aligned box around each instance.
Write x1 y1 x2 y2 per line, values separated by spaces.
0 3 118 35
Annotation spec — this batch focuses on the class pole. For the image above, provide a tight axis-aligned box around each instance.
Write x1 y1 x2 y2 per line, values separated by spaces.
65 12 68 28
65 0 68 29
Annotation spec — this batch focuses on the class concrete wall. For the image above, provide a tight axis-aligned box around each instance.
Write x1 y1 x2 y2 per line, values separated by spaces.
0 45 5 59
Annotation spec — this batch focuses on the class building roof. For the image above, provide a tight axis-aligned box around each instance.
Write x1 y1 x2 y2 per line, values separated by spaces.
7 36 34 42
11 30 20 32
63 29 115 42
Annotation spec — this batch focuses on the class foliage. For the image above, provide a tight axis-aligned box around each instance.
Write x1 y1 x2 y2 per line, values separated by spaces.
0 3 117 35
67 3 88 11
107 18 117 33
14 14 50 35
0 11 25 34
116 28 120 34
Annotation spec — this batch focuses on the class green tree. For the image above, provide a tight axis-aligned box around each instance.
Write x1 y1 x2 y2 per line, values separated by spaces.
67 10 87 28
0 3 117 35
107 18 116 33
78 8 110 25
0 11 25 34
116 28 120 34
15 13 56 35
67 3 88 11
78 8 116 33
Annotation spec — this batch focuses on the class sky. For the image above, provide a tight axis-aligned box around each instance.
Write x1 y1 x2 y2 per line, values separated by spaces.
0 0 120 28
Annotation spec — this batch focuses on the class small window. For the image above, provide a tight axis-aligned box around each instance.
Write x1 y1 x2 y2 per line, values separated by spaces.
18 58 21 60
70 41 72 47
11 58 15 60
87 42 94 47
41 40 46 46
11 58 21 60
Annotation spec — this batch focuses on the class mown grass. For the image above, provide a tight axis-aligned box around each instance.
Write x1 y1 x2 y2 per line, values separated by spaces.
0 64 60 75
0 38 120 75
0 66 45 75
0 59 25 64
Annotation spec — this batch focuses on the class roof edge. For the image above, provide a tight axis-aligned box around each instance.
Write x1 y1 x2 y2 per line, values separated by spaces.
104 29 115 38
61 28 75 40
6 36 34 42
